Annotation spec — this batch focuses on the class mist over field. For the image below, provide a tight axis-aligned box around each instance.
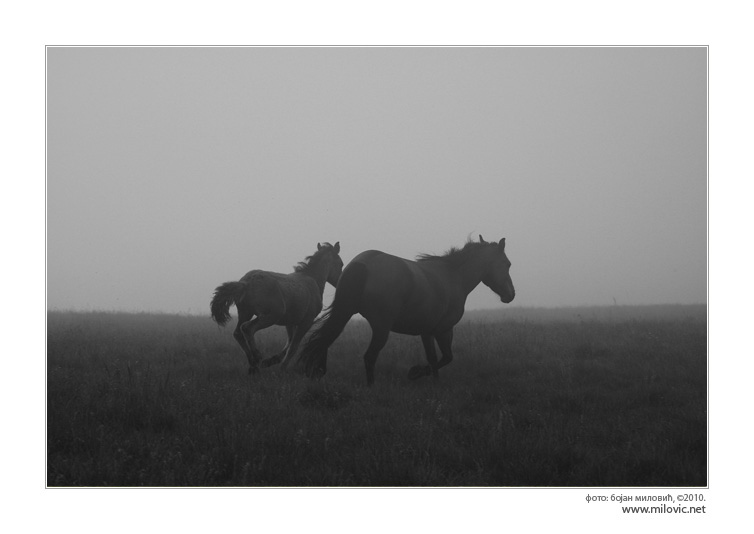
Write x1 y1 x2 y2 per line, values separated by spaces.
462 304 706 323
46 47 706 314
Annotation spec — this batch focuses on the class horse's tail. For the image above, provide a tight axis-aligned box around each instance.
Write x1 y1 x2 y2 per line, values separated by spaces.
210 281 248 326
299 262 368 376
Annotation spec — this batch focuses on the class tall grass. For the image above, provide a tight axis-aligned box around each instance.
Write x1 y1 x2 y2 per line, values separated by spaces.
47 307 706 486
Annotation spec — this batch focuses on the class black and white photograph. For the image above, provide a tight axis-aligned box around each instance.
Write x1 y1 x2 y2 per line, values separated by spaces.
46 45 707 488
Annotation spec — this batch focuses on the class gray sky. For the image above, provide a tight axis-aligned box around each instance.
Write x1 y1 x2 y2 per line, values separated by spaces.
47 47 706 313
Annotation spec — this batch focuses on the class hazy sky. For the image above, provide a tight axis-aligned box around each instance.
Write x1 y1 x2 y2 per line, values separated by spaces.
47 47 706 313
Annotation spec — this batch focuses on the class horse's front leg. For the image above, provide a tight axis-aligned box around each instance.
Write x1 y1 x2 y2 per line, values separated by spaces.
433 329 454 372
408 333 438 380
279 319 313 370
240 314 277 374
261 325 294 368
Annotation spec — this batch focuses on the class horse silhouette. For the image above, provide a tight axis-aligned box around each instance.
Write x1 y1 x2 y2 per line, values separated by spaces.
299 236 514 385
211 242 342 374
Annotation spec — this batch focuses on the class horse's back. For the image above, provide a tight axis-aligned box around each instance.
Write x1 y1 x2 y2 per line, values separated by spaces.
348 250 460 333
350 250 414 294
239 270 321 321
350 250 447 296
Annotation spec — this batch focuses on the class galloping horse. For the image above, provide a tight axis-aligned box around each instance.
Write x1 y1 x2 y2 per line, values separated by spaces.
211 242 343 374
299 236 515 385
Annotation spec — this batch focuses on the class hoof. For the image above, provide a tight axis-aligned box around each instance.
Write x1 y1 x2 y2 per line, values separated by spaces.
309 366 326 380
408 365 430 381
305 358 327 379
260 357 280 368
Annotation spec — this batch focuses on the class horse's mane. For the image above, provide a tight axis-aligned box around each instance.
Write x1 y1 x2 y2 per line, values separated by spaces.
294 243 337 273
416 240 487 267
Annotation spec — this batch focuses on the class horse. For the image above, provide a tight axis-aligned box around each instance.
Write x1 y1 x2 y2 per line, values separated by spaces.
211 242 343 374
298 236 515 385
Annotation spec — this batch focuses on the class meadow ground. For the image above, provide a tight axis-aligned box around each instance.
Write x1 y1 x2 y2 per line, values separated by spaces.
47 305 706 487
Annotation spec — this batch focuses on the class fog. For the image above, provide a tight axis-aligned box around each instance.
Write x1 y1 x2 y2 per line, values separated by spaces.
46 47 706 313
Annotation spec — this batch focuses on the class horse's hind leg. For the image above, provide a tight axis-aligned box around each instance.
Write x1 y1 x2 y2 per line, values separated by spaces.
235 317 261 373
233 310 257 370
363 320 391 386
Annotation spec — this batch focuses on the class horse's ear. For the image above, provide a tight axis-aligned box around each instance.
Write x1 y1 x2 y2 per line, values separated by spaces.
317 243 322 250
479 234 486 243
499 238 506 249
334 242 340 253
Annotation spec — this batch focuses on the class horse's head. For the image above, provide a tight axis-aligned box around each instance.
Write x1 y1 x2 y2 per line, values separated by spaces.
479 235 515 303
318 241 343 287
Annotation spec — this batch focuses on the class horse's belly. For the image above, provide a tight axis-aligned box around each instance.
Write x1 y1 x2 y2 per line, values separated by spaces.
391 308 451 335
391 321 427 336
392 316 460 336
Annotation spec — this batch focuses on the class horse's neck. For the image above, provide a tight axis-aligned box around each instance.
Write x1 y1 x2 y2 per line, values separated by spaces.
451 253 491 294
302 262 329 294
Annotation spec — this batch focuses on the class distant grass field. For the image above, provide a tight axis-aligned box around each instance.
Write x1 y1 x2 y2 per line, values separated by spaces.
47 305 706 487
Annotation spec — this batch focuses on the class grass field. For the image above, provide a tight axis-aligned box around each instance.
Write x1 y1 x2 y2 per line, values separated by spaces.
47 305 707 487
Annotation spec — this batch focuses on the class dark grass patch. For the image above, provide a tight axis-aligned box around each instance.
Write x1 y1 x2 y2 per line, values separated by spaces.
47 309 707 486
298 383 354 411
